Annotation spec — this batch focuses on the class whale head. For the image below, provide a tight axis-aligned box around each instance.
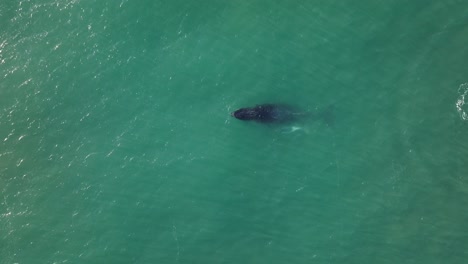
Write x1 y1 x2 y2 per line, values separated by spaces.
231 107 259 120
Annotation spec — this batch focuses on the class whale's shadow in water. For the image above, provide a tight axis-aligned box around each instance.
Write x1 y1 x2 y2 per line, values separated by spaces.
231 103 334 127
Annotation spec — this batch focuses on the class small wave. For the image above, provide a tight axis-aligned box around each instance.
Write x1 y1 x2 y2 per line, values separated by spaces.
456 83 468 121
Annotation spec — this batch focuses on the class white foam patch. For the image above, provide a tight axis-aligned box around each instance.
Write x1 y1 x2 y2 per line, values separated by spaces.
456 83 468 121
280 125 309 134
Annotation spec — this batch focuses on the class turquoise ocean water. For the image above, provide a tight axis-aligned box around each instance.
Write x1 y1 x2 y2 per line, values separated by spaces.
1 1 468 263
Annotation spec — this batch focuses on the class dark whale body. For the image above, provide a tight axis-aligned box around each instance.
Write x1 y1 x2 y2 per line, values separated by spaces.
231 104 300 123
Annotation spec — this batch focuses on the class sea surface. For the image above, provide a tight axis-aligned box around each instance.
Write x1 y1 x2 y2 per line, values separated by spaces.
1 1 468 263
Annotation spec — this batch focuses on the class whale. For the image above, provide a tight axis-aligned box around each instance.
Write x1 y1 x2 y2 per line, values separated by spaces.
231 103 334 126
231 104 303 123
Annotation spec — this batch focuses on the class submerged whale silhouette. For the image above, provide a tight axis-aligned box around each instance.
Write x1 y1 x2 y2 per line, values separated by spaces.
231 104 303 123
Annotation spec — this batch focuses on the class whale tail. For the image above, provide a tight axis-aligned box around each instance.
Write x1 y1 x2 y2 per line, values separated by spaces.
295 105 334 126
318 105 335 127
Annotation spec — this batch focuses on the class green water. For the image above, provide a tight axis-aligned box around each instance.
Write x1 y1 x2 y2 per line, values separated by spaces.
1 1 468 263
